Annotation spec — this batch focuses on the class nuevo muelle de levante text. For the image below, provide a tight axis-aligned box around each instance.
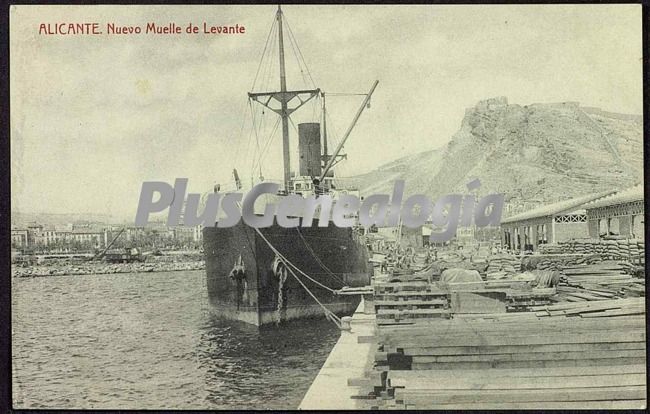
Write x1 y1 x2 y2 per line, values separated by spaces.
39 22 246 35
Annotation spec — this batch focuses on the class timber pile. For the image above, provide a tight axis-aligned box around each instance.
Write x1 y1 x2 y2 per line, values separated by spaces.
531 297 645 318
505 287 557 312
374 275 557 324
441 270 558 313
555 261 645 301
618 261 646 277
539 238 645 261
373 281 451 325
352 310 646 409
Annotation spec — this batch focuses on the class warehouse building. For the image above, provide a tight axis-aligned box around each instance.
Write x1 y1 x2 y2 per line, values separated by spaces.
583 184 644 240
500 190 616 252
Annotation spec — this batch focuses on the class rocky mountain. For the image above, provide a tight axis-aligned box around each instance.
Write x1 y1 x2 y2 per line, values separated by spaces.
348 97 643 213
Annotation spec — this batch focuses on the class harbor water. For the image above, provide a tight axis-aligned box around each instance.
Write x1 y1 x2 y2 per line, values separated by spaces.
12 270 340 409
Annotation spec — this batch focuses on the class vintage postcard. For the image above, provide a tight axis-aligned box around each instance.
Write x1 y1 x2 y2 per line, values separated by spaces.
10 4 645 410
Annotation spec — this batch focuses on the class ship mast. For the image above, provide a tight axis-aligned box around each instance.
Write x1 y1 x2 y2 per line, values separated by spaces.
248 5 320 193
321 92 328 167
276 6 291 191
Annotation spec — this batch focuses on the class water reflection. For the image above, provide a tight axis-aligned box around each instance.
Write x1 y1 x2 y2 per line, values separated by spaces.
12 270 340 410
198 312 340 409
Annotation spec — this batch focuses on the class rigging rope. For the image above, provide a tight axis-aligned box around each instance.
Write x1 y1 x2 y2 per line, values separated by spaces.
285 23 309 89
283 12 317 88
256 117 281 173
232 98 255 173
251 14 278 91
248 99 262 180
311 93 319 122
324 93 369 96
295 227 347 287
322 108 352 186
262 25 278 91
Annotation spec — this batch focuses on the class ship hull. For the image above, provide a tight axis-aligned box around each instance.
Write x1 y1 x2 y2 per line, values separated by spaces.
203 221 370 326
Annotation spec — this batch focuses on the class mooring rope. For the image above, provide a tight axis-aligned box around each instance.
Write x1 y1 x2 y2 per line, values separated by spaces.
253 227 341 327
284 259 342 329
231 200 346 326
254 227 337 293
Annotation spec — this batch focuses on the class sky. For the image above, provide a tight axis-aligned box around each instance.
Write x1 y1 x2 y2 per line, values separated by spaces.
10 4 643 221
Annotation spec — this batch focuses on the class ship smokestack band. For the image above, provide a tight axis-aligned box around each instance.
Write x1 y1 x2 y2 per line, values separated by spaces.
134 179 504 242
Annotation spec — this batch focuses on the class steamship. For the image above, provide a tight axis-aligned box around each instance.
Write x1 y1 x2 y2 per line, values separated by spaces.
203 6 374 326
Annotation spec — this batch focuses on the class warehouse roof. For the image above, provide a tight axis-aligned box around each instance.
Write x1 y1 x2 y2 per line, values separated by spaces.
582 184 644 210
501 190 616 224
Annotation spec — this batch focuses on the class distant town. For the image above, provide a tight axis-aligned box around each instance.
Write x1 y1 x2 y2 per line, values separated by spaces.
9 194 624 255
11 220 203 253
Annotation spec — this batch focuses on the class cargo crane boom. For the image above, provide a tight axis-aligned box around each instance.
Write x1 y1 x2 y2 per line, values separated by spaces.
90 227 125 261
319 80 379 183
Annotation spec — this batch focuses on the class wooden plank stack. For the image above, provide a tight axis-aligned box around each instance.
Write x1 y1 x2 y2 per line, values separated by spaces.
352 258 646 409
373 276 558 324
505 287 557 311
373 280 451 325
355 310 646 409
531 297 645 318
556 261 646 301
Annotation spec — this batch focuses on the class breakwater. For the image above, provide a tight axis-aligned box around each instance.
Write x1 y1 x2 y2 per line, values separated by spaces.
12 258 205 277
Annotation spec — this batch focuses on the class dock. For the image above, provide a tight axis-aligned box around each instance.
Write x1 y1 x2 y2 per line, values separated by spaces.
300 258 646 410
299 299 376 410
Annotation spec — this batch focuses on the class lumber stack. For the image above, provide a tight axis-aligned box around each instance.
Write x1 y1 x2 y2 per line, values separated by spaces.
531 297 645 318
374 274 558 323
618 261 646 277
439 273 557 313
373 280 451 325
355 309 646 409
556 261 646 301
505 287 557 312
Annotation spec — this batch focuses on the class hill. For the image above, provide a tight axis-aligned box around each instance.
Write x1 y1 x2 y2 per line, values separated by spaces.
347 97 643 213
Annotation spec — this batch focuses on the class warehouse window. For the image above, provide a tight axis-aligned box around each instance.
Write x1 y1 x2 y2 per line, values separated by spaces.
537 224 547 245
607 217 620 236
598 219 608 236
632 215 644 240
554 214 587 223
